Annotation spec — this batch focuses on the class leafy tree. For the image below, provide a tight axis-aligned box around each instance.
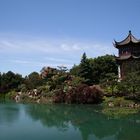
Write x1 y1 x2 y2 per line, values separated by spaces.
70 54 118 85
123 71 140 95
70 64 80 76
0 71 23 93
40 67 59 81
68 76 85 87
101 73 118 95
89 55 118 83
25 72 43 89
113 71 140 99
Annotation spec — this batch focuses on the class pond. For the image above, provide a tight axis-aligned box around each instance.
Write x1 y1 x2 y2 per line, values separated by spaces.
0 102 140 140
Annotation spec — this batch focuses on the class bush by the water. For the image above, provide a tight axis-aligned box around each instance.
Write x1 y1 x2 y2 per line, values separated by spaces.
53 84 104 104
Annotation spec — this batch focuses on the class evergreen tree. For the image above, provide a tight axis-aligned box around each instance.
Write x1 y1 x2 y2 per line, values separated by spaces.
78 53 93 85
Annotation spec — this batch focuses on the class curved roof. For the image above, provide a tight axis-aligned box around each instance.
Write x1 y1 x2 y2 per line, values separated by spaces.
114 31 140 47
115 54 140 60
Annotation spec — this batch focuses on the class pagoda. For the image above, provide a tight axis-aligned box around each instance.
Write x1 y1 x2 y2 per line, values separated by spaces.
114 31 140 79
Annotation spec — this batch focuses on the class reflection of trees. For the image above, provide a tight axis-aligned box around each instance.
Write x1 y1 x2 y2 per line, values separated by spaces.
25 104 140 140
26 104 70 131
0 103 20 124
116 114 140 140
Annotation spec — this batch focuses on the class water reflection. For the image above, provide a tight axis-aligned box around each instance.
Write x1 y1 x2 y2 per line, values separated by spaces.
25 104 140 140
0 103 20 125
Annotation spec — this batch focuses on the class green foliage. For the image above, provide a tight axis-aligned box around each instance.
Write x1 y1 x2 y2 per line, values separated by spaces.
111 97 134 107
102 107 139 118
20 93 36 103
18 84 27 92
123 71 140 94
115 71 140 97
37 85 51 97
57 66 68 73
41 67 55 80
70 64 80 76
25 72 43 89
40 66 70 91
101 71 140 102
47 74 67 90
68 76 85 87
1 54 140 105
5 91 17 100
70 54 118 85
89 55 118 83
78 53 93 85
0 71 23 93
122 60 140 76
101 73 118 95
116 71 140 100
103 97 139 117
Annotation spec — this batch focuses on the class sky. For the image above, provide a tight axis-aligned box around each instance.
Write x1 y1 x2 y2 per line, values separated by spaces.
0 0 140 76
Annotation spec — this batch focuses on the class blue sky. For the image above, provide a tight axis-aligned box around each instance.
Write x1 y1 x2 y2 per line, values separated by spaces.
0 0 140 76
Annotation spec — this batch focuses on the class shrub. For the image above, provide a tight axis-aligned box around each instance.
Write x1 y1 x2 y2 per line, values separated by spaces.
65 84 104 104
52 89 65 103
37 85 50 97
68 76 85 87
89 85 104 103
5 91 17 100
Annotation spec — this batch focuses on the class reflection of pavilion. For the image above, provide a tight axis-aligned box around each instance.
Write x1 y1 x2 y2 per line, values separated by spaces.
114 31 140 79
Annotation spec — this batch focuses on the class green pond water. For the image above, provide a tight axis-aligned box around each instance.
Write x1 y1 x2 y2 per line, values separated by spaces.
0 102 140 140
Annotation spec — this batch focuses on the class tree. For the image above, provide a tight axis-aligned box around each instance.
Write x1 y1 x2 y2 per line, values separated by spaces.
89 55 118 84
57 66 68 73
101 73 118 95
70 64 80 76
123 71 140 95
25 72 43 89
70 54 118 85
116 71 140 99
78 53 93 85
40 67 59 81
0 71 23 93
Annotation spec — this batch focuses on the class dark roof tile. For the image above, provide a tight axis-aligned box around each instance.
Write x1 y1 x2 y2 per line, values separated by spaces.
114 31 140 47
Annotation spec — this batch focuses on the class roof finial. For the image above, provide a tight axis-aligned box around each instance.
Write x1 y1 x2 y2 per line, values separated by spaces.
129 30 131 34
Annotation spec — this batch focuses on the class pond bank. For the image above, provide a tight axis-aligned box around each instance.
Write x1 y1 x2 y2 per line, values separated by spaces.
1 91 140 117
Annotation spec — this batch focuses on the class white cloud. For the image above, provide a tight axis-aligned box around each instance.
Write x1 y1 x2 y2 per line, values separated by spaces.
9 59 73 68
0 33 117 75
44 57 73 63
60 43 84 51
0 34 117 56
72 44 83 50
